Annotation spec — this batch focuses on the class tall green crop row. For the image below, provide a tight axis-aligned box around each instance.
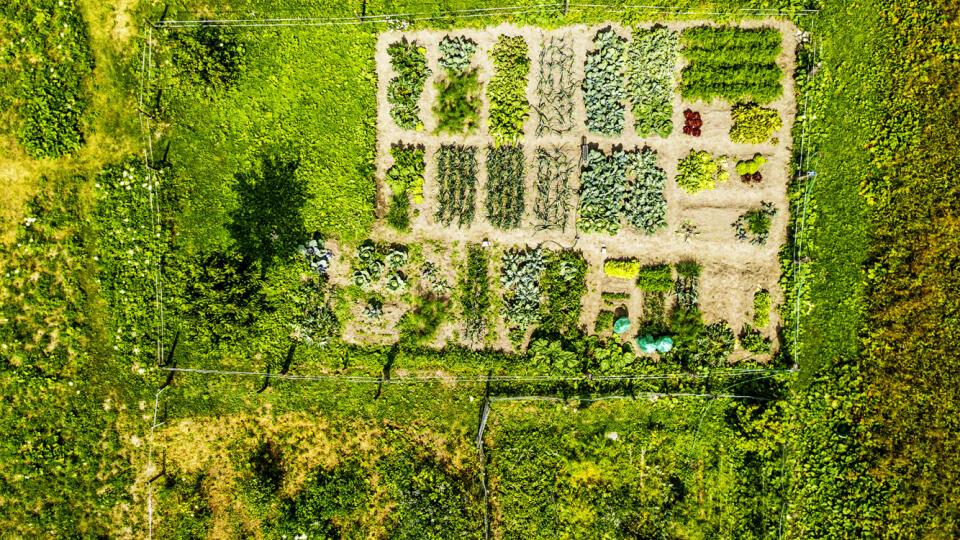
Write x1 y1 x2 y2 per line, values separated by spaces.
485 144 525 229
386 38 430 130
434 145 478 227
680 26 782 104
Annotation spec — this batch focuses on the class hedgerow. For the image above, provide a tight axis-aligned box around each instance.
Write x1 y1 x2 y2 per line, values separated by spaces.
624 25 678 138
583 28 626 136
387 38 431 130
488 35 530 144
485 144 525 229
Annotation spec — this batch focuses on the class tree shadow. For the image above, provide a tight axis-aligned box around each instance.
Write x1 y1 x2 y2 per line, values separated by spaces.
229 155 307 272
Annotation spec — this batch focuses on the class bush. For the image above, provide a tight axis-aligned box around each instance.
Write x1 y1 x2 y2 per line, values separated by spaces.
594 310 616 333
488 35 530 144
740 324 771 354
676 150 723 193
603 259 640 279
753 289 771 328
635 264 673 292
387 38 431 130
730 103 782 143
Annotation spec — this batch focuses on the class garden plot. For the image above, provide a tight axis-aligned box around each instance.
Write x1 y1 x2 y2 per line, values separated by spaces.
364 20 798 360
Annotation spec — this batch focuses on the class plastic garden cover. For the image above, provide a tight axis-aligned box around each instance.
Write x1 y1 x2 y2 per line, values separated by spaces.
613 317 631 334
655 336 673 353
636 334 658 353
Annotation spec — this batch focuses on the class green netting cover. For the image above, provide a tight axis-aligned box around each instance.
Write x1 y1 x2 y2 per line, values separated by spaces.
636 334 658 353
613 317 631 334
655 336 674 353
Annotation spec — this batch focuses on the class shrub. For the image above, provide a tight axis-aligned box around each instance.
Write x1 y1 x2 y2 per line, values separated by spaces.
386 38 431 130
625 25 679 138
583 28 626 136
676 150 724 193
730 103 782 143
604 259 641 279
635 264 673 292
753 289 771 328
593 310 616 334
485 145 525 229
488 35 530 144
740 324 771 354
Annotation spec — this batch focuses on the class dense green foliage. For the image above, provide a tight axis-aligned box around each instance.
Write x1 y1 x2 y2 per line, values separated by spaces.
487 35 530 144
1 0 92 158
623 147 668 234
583 28 626 136
385 144 425 231
624 25 678 138
485 144 525 229
680 26 782 103
434 36 481 134
500 248 546 329
537 250 587 336
460 246 491 343
603 258 640 279
387 38 430 130
434 145 478 227
676 150 724 193
753 289 771 328
635 263 673 292
577 148 629 234
730 102 782 143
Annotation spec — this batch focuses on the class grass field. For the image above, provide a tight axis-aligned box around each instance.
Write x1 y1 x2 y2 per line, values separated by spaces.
1 0 959 537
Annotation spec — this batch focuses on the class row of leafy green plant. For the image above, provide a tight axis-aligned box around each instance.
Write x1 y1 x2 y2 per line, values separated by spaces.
534 34 577 135
434 36 482 134
625 25 679 138
385 144 425 232
577 147 668 235
583 28 627 136
680 26 783 104
387 38 431 130
461 246 491 343
487 35 530 144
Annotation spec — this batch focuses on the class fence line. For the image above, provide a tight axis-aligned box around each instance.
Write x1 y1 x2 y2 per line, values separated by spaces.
160 365 797 384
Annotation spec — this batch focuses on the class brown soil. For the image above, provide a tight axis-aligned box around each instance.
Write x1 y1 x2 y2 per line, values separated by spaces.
365 19 799 358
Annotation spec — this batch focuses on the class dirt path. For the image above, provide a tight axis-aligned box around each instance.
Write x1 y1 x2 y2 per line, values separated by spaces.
369 19 800 357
